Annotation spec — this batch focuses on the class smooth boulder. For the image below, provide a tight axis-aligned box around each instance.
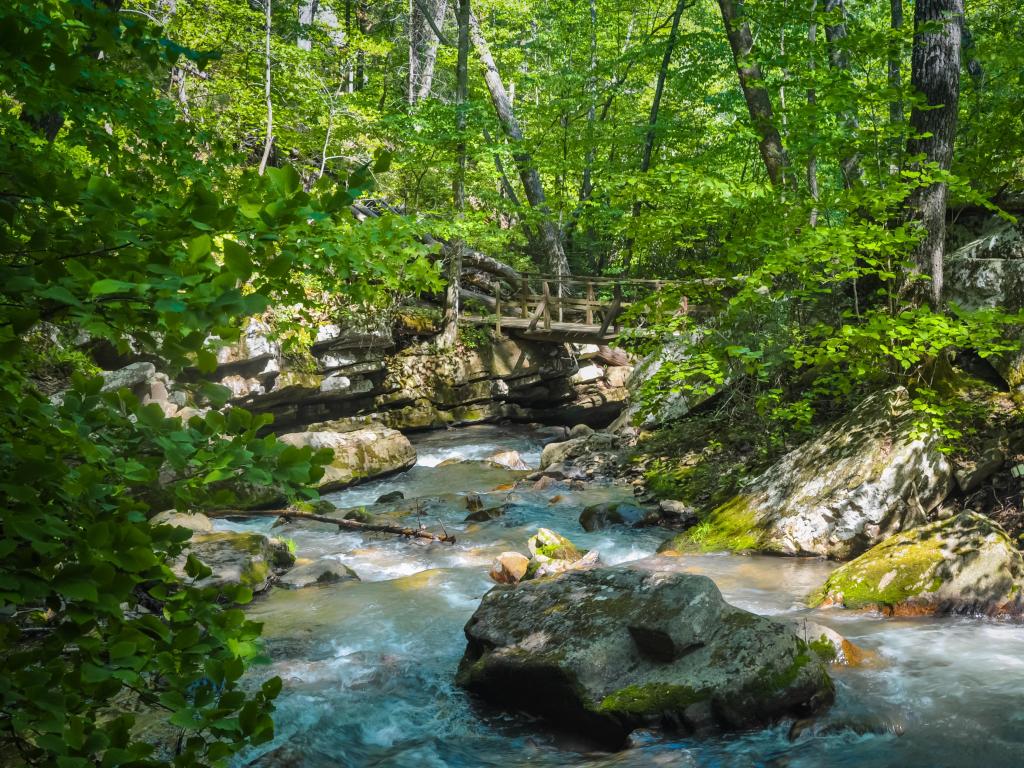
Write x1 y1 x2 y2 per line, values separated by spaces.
810 512 1024 616
676 388 953 559
175 531 294 594
457 565 833 748
279 558 359 589
279 425 416 492
579 501 657 531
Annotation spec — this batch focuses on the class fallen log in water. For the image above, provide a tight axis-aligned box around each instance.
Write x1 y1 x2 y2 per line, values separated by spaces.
208 508 456 544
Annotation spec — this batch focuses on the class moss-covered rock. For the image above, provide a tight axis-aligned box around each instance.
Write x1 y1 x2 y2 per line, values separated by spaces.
279 425 416 492
457 564 833 748
278 558 360 589
174 531 294 594
673 388 954 559
809 512 1024 616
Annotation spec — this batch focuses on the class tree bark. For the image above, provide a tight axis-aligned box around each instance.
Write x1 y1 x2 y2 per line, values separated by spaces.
905 0 963 307
889 0 904 172
717 0 791 187
257 0 274 176
625 0 688 270
417 0 449 100
470 13 570 277
439 0 470 349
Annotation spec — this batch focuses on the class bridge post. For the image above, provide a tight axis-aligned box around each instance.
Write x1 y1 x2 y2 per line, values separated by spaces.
542 280 552 331
520 277 528 318
585 281 594 325
494 282 502 337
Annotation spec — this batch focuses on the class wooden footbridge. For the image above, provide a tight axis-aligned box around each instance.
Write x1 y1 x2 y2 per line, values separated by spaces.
462 273 690 344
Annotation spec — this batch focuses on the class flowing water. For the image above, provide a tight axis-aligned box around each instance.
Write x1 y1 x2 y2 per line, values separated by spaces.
225 425 1024 767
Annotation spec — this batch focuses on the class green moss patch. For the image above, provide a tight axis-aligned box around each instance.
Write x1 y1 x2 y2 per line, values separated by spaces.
681 496 765 553
598 683 708 715
809 531 946 609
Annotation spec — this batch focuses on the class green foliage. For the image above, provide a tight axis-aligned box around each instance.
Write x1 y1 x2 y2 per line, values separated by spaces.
0 0 436 765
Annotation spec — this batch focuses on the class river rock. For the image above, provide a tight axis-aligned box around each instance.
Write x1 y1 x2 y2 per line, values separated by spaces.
810 512 1024 616
466 506 507 523
579 502 658 531
539 437 587 470
659 499 698 527
489 552 531 584
279 558 359 589
279 425 416 492
457 565 834 748
376 490 405 504
486 450 531 470
175 531 294 594
672 388 954 559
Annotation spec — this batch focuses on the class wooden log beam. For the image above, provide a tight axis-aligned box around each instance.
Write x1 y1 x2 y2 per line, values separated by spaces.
207 508 456 543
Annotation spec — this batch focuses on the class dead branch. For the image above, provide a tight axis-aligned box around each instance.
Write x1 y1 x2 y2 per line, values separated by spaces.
207 508 456 543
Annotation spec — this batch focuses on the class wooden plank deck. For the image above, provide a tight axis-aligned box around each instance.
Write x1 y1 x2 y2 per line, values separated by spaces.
462 315 619 344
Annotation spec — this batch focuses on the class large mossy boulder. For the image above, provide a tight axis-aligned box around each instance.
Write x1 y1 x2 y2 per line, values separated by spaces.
174 531 294 594
810 512 1024 616
279 425 416 492
669 388 953 559
457 565 833 749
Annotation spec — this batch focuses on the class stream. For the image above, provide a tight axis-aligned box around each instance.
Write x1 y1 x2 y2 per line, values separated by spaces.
221 425 1024 767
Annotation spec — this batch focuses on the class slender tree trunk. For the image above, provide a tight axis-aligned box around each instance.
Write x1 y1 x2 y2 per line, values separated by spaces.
439 0 471 349
888 0 904 174
905 0 963 307
824 0 863 186
470 13 570 277
417 0 449 100
808 0 820 226
408 0 419 105
298 0 318 50
717 0 791 186
258 0 274 176
625 0 687 270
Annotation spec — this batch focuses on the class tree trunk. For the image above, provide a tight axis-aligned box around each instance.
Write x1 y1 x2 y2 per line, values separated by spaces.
808 0 820 226
298 0 318 50
439 0 470 349
717 0 791 187
257 0 274 176
470 13 570 277
824 0 863 187
417 0 449 100
888 0 904 173
906 0 963 307
408 0 419 105
625 0 688 270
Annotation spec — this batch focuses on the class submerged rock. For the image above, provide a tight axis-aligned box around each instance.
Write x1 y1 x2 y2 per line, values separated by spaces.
457 565 833 748
376 490 405 504
279 425 416 492
579 501 658 531
486 449 531 470
810 512 1024 616
672 388 954 559
174 531 294 594
279 558 359 589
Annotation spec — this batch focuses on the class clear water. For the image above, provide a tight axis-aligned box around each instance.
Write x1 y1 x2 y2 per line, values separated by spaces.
228 425 1024 767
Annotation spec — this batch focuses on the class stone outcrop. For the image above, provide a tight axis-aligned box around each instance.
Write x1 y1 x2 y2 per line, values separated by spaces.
279 425 416 492
668 388 954 559
945 214 1024 388
458 564 833 748
810 512 1024 616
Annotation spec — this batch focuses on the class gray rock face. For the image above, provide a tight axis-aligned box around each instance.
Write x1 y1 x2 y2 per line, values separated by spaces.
811 512 1024 616
101 362 156 393
278 559 359 589
457 565 833 748
695 388 953 559
150 509 213 534
279 425 416 492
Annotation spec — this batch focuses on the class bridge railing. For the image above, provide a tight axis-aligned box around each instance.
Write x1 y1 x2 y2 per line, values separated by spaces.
486 272 689 337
